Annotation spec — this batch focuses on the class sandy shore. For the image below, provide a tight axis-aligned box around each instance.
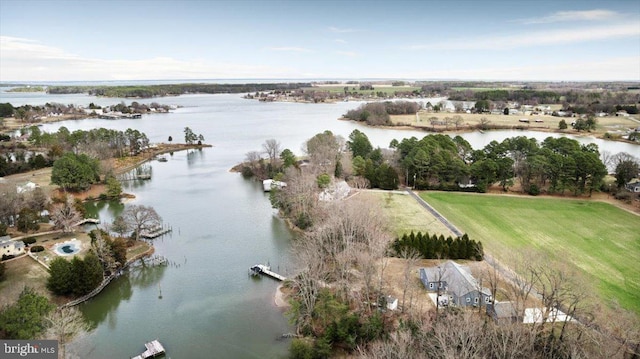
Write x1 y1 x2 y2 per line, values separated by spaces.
274 284 290 308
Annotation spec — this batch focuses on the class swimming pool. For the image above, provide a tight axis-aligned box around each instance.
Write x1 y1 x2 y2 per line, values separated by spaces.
53 239 82 256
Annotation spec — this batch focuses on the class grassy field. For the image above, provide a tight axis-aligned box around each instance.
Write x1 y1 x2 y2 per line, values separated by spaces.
357 191 455 237
389 110 640 138
419 192 640 314
302 85 421 95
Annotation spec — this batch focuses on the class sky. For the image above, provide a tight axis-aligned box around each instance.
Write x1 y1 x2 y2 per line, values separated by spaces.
0 0 639 82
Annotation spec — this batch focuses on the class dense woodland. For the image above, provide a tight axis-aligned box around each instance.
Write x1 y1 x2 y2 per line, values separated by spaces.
393 134 611 195
343 101 421 126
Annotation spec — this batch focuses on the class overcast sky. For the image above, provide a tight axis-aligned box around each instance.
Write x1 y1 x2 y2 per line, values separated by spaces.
1 0 639 82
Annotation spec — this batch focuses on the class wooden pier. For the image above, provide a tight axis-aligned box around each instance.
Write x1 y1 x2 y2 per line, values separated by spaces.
131 339 165 359
250 264 286 281
75 218 100 226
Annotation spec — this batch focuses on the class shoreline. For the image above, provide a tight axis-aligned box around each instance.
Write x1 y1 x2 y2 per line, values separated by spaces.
338 117 640 145
274 284 290 309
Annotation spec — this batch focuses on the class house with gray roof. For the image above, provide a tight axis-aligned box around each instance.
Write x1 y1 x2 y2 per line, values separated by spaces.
419 260 492 307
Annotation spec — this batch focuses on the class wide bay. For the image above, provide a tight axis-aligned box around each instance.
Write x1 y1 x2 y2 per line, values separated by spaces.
1 91 637 358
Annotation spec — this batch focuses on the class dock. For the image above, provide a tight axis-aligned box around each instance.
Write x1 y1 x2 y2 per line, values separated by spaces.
131 339 165 359
75 218 100 226
140 226 172 239
250 264 286 281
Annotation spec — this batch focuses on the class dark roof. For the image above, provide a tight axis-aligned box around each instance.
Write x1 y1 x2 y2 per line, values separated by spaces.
492 301 518 319
421 260 491 297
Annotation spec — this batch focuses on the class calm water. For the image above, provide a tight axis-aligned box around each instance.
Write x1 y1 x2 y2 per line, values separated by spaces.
1 90 638 358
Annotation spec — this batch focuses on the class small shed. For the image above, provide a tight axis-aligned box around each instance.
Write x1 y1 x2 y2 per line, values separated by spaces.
385 295 398 311
487 301 519 324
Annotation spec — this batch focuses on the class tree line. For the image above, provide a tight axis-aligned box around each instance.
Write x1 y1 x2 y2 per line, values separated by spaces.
0 125 151 179
393 134 610 195
391 231 483 261
46 83 311 98
343 101 420 126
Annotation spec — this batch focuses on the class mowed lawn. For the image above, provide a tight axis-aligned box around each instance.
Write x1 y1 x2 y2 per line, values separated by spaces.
357 191 456 237
419 192 640 314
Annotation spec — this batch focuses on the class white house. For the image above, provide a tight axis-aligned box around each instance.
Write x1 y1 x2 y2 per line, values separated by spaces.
262 179 287 192
318 181 351 201
0 236 26 257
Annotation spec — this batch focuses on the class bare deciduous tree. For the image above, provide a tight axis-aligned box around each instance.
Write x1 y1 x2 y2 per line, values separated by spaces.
91 231 117 272
262 139 281 168
44 306 90 359
399 248 420 313
51 196 82 233
304 131 345 174
122 204 162 241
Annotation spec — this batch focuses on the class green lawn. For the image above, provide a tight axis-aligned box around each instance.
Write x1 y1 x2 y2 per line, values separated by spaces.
419 192 640 314
358 191 455 237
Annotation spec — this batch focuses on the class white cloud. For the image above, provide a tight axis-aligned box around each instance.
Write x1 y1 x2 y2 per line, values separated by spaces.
409 23 640 50
0 36 301 81
334 39 347 44
266 46 314 53
335 51 358 58
515 9 619 24
328 26 360 33
1 36 80 60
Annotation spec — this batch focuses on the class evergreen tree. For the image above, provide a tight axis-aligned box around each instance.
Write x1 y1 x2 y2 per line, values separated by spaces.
0 287 54 339
47 258 73 295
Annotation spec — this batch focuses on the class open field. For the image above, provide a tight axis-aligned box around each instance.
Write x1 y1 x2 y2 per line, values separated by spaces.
302 85 421 95
0 256 52 307
356 190 455 237
390 111 640 137
419 191 640 314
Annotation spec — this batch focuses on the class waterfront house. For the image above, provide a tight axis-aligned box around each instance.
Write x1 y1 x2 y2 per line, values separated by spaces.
419 260 492 307
0 236 26 257
626 181 640 193
262 179 287 192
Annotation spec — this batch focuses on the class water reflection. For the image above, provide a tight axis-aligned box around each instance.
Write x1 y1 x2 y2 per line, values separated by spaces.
80 275 132 330
128 262 168 289
186 148 205 166
84 200 124 224
80 265 166 330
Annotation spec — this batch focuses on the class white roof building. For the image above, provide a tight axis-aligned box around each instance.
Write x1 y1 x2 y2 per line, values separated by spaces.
0 236 26 257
